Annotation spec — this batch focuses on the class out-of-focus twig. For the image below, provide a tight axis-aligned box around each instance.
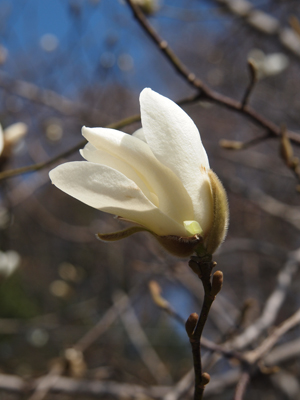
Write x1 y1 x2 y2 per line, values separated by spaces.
220 132 272 151
228 178 300 230
0 71 101 124
163 369 194 400
265 337 300 366
227 250 300 350
112 290 173 385
234 371 251 400
215 0 300 58
27 363 64 400
74 291 130 353
0 92 200 182
0 114 139 181
124 0 300 147
245 308 300 364
241 59 257 109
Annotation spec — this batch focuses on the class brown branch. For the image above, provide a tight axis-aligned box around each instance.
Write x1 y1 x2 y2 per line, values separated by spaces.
124 0 300 146
234 371 251 400
0 114 140 181
0 371 243 399
219 132 273 151
0 71 102 125
112 291 173 385
185 258 223 400
226 250 300 351
241 60 257 109
245 308 300 364
0 92 201 182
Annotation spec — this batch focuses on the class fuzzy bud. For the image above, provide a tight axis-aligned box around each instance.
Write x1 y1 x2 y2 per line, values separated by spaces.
204 170 229 255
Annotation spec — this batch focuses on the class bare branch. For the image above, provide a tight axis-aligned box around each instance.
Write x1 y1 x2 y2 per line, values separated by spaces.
241 60 258 109
228 251 300 350
124 0 300 147
234 371 251 400
113 290 173 385
245 308 300 364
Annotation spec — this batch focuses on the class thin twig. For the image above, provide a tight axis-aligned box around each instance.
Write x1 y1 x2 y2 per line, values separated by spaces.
220 132 272 151
27 363 64 400
112 290 173 385
227 251 300 350
241 60 257 109
74 291 130 353
234 370 251 400
245 308 300 364
186 258 221 400
0 92 201 182
0 114 139 181
124 0 300 146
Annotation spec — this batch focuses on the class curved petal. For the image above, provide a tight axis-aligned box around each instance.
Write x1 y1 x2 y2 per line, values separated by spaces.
132 128 146 142
82 126 194 226
49 162 188 237
140 88 213 232
80 143 158 206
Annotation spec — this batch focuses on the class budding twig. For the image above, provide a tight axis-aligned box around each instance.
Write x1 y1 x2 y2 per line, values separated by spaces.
187 256 223 400
220 132 272 151
241 59 258 109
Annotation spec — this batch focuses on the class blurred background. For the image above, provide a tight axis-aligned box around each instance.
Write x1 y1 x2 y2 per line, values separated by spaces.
0 0 300 399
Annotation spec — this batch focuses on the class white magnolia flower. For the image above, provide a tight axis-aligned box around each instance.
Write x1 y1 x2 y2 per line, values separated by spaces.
50 89 228 257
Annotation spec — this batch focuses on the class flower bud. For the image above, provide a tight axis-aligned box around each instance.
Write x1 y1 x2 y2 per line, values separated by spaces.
204 170 229 255
211 270 223 297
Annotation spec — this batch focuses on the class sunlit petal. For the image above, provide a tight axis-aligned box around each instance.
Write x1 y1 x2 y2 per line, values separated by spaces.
140 88 213 232
82 126 194 225
49 162 188 236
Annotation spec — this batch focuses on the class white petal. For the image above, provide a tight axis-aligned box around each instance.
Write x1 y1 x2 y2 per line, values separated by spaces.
49 162 187 236
132 128 146 142
140 88 213 232
80 142 158 206
0 125 4 156
82 126 194 226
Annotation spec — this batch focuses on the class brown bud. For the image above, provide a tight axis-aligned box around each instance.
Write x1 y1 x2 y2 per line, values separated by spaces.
185 313 198 338
211 270 223 297
201 372 211 386
219 139 243 150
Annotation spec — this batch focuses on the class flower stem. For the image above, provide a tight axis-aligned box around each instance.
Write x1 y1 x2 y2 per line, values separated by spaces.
187 257 222 400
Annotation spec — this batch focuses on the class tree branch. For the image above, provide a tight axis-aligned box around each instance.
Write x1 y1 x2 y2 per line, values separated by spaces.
124 0 300 147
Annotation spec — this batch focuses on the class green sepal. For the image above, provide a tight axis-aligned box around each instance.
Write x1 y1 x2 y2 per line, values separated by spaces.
97 226 149 242
97 225 203 258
